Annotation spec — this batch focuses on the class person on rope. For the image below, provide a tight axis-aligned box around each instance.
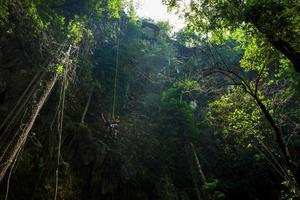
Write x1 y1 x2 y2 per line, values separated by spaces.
101 113 120 137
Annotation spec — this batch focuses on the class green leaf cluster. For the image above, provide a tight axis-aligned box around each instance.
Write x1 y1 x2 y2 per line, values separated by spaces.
66 16 91 44
161 80 201 104
207 87 267 146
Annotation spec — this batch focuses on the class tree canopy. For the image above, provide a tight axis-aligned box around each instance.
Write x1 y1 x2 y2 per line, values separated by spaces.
0 0 299 200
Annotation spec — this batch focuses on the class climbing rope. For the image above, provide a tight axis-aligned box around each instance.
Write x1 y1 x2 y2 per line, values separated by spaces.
54 45 73 200
112 21 120 118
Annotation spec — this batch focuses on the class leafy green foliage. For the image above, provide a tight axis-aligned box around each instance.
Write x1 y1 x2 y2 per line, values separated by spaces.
203 179 225 199
108 0 122 18
165 0 300 73
0 0 9 27
161 80 201 104
208 87 267 146
128 0 137 25
66 16 92 44
92 0 123 18
56 64 64 74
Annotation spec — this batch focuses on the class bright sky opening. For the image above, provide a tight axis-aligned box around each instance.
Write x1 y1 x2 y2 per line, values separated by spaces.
133 0 186 32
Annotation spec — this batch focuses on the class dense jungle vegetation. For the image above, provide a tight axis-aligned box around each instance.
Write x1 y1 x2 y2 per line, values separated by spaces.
0 0 299 199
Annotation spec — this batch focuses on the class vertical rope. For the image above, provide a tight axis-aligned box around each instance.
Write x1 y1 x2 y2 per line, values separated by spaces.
54 73 66 200
0 74 58 182
54 45 72 200
4 146 22 200
112 21 120 118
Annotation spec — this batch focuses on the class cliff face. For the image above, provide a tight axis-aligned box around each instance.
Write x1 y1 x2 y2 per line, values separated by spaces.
0 10 190 198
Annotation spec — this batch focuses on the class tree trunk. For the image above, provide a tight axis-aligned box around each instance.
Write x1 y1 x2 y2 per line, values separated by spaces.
188 142 214 200
190 142 207 184
248 18 300 73
0 74 58 182
0 70 43 132
253 95 300 190
80 86 94 124
261 32 300 73
186 143 203 200
233 2 300 73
